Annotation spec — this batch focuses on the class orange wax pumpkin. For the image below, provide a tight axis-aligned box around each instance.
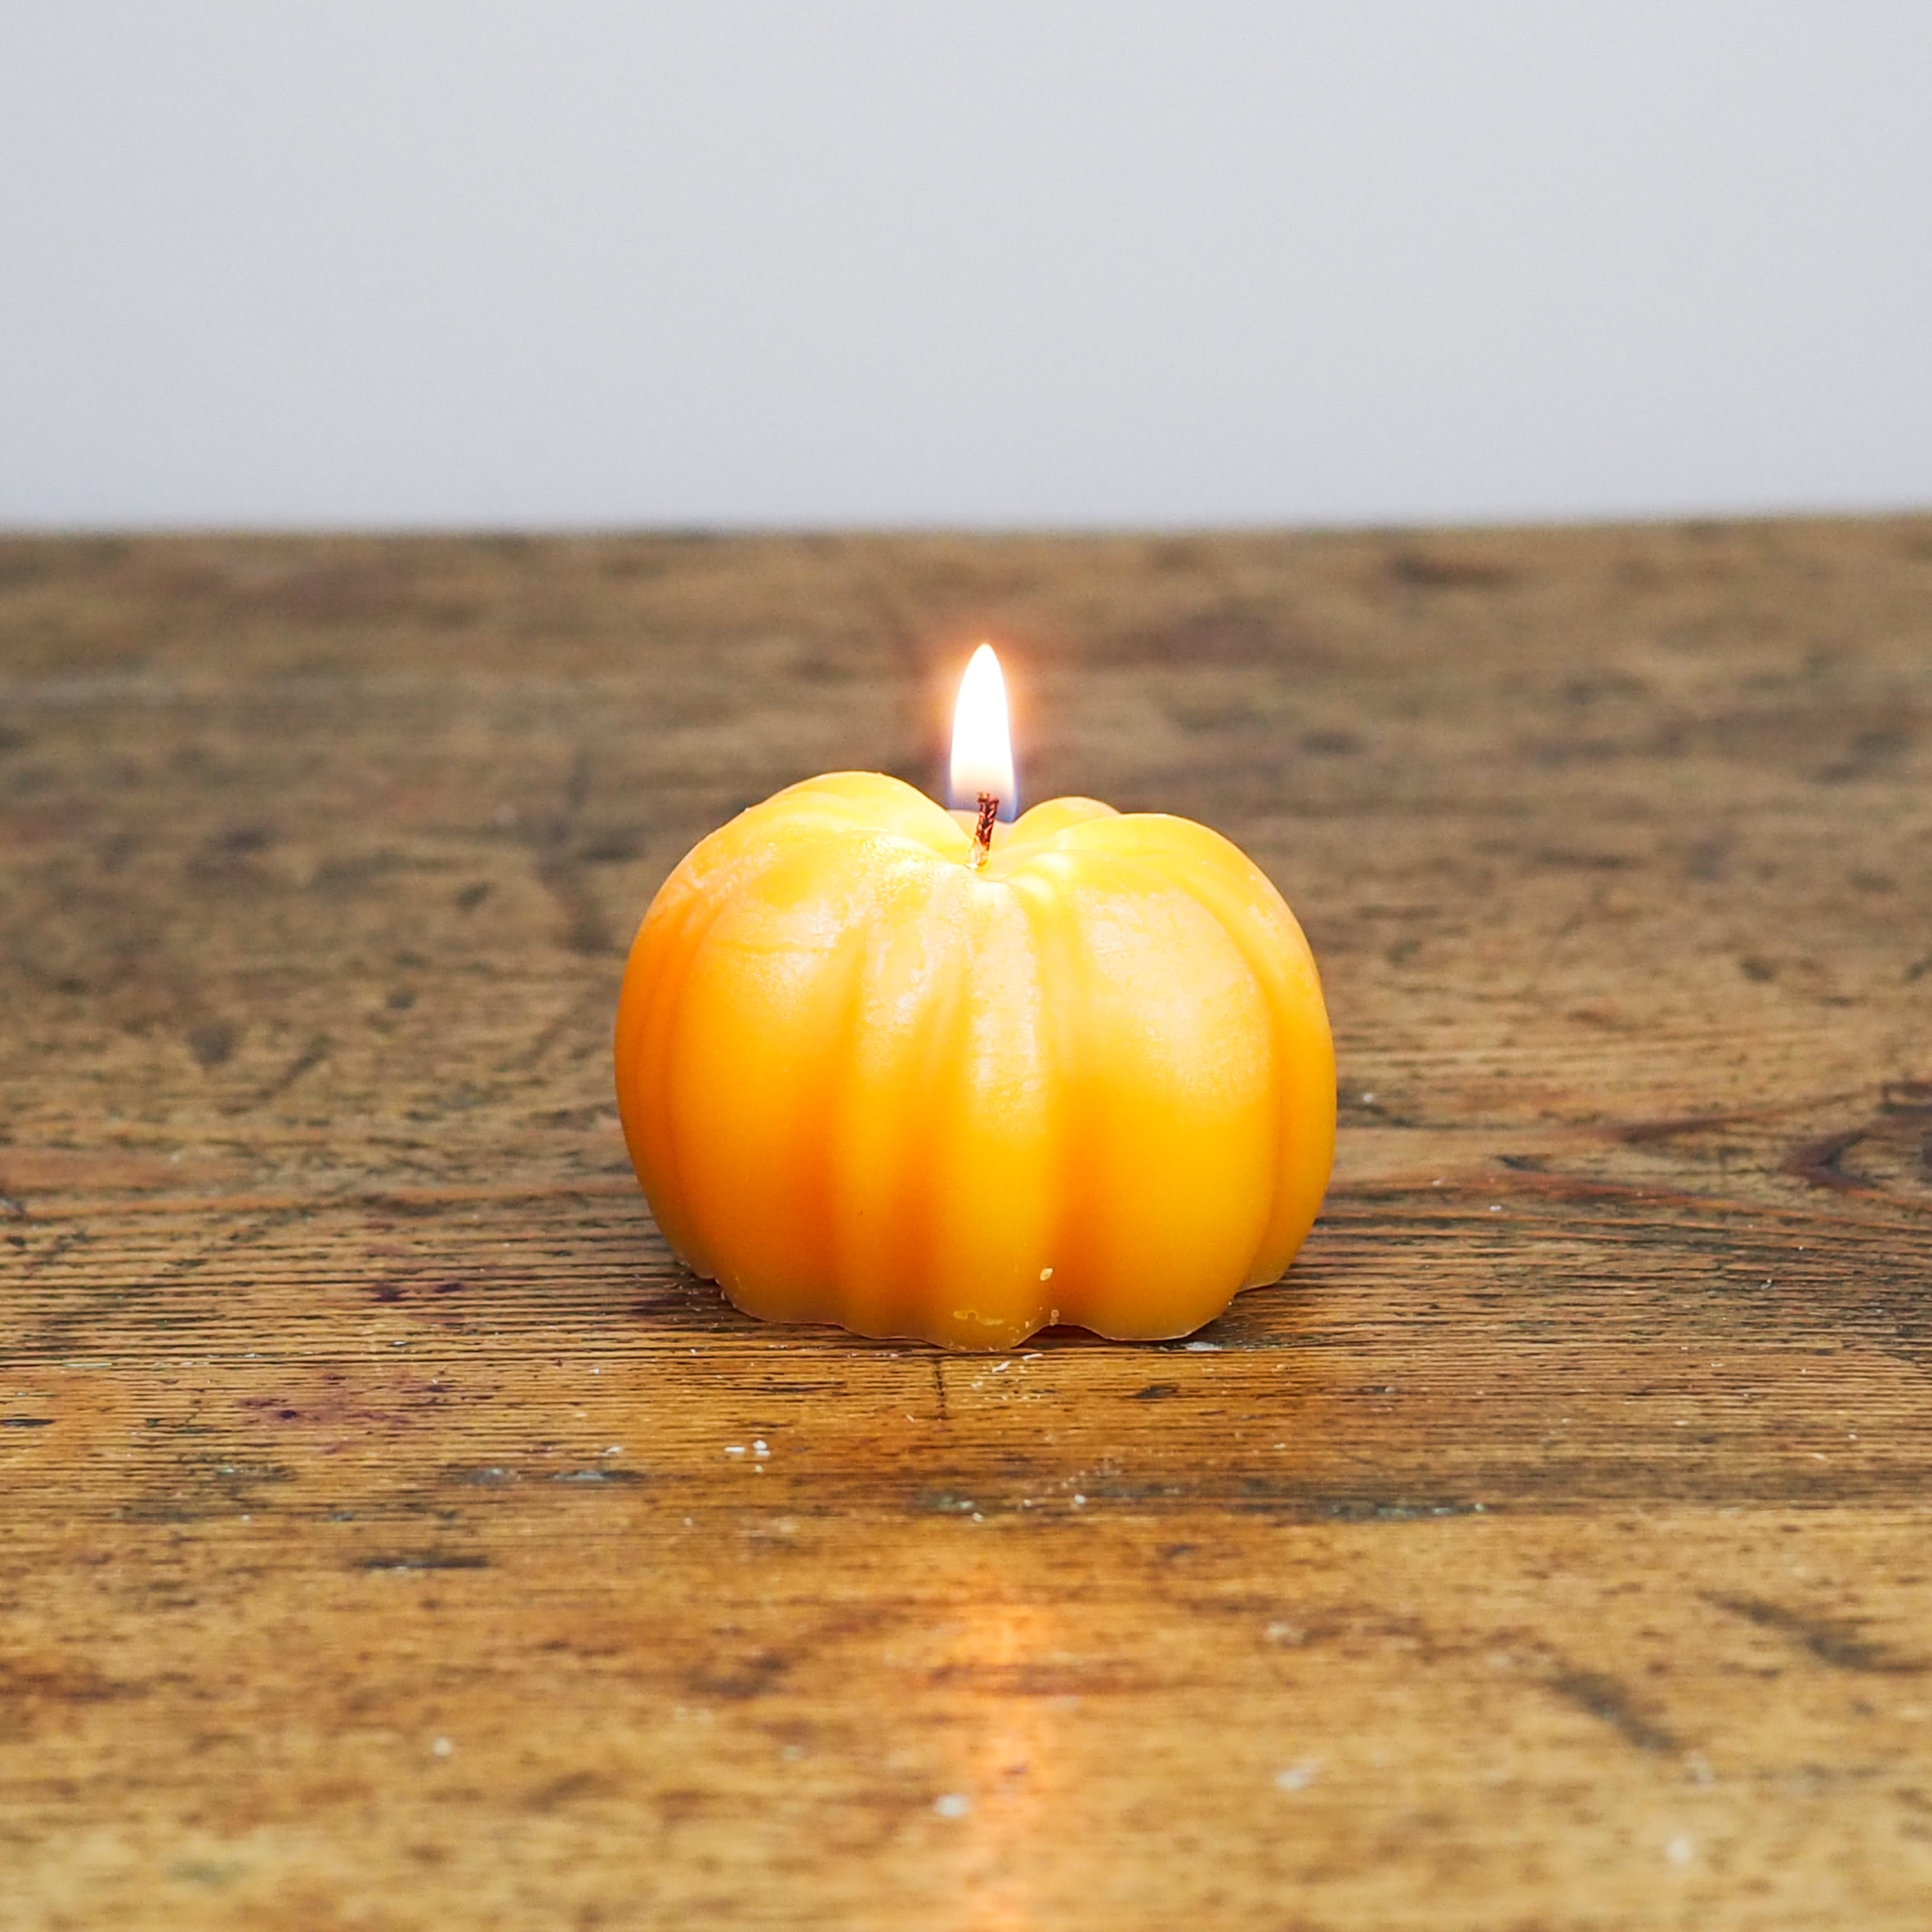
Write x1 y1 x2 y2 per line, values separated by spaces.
612 770 1334 1350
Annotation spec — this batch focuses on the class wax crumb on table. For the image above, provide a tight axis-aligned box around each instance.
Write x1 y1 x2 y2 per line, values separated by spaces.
932 1793 971 1819
1275 1761 1318 1793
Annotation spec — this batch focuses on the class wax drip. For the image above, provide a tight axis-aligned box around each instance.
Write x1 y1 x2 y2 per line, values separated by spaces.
972 792 999 869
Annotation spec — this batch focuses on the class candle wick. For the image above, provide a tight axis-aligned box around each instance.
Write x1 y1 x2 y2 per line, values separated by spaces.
972 792 999 869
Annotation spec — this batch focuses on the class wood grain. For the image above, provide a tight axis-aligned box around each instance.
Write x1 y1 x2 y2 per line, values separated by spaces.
3 520 1932 1928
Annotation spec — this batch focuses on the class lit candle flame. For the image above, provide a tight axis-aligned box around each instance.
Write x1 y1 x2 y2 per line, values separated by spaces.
949 643 1016 818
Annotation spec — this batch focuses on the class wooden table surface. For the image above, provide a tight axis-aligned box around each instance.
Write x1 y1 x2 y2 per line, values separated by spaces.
4 521 1931 1929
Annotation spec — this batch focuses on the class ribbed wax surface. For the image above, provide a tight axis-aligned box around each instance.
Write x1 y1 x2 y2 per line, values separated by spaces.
614 773 1334 1350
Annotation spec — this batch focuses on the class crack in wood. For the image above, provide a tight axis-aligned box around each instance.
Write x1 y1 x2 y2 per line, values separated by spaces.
1705 1593 1928 1675
1785 1129 1872 1193
1539 1659 1682 1755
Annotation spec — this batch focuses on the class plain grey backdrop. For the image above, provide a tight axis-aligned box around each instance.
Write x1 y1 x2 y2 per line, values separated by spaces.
2 2 1928 529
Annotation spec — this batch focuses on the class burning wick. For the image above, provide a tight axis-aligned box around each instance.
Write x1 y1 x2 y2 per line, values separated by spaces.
973 792 999 869
950 643 1016 870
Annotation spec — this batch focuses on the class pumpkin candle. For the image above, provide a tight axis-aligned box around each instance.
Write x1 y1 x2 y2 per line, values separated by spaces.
613 645 1334 1350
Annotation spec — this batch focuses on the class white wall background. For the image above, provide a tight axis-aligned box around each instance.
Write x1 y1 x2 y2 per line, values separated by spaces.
2 2 1928 530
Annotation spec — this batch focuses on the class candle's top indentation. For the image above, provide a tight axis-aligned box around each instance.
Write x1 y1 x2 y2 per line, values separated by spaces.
949 643 1016 820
